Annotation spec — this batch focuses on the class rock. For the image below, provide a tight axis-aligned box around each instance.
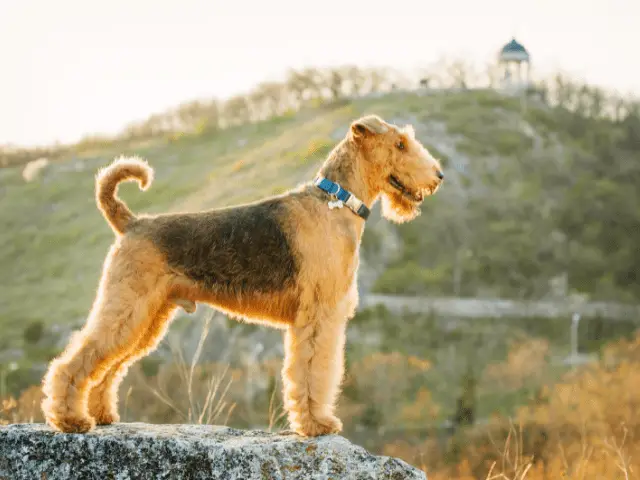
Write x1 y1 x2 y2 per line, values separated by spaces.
0 423 426 480
21 157 49 182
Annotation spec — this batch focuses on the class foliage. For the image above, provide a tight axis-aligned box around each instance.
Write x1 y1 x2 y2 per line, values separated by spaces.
372 86 640 303
23 321 44 345
381 329 640 479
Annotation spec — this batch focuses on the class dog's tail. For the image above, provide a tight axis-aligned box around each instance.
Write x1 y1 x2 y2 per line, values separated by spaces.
95 156 154 235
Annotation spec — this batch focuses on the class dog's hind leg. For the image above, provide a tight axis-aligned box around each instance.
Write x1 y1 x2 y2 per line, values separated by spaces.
281 301 349 437
87 300 178 425
41 239 173 433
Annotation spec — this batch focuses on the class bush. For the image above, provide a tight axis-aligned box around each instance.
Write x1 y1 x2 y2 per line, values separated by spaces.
373 262 451 295
23 321 44 344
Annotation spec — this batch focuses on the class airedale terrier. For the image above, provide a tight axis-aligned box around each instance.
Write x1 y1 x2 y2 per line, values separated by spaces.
41 115 443 436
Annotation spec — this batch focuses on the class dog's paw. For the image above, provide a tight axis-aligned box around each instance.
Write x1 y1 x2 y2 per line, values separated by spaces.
88 399 120 426
46 414 96 434
292 415 343 437
93 411 120 426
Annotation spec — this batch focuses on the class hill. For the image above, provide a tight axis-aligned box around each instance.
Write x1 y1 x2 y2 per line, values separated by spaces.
2 89 639 344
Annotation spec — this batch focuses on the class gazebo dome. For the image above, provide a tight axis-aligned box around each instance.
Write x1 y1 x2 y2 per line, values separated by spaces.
499 38 530 62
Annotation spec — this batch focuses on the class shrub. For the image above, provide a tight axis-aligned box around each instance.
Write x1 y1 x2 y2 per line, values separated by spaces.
23 321 44 345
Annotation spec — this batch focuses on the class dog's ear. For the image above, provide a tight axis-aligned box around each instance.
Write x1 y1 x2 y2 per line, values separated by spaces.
350 115 389 139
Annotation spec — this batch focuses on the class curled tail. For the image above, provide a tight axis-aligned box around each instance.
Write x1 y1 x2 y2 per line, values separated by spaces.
96 156 154 235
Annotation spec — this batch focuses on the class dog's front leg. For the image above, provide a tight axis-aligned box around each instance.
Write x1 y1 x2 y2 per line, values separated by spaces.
281 307 347 437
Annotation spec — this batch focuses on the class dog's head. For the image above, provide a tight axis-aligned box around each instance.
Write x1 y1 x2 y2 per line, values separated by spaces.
350 115 443 223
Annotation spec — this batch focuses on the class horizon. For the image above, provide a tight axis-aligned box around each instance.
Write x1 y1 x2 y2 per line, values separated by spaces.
1 0 639 147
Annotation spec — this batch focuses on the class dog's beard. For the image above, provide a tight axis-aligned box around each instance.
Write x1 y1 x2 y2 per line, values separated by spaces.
381 191 421 224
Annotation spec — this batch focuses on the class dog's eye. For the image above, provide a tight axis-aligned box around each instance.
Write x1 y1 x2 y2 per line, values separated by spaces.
396 141 405 151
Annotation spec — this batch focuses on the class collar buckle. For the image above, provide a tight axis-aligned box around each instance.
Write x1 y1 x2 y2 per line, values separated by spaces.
314 177 370 220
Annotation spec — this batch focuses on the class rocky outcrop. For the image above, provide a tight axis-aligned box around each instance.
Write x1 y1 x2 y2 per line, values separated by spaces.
0 423 426 479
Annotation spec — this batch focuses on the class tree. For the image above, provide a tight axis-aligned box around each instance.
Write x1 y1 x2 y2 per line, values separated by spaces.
484 63 503 89
368 67 391 94
326 68 345 100
452 364 476 428
343 65 366 96
222 95 251 126
175 100 205 131
285 69 321 105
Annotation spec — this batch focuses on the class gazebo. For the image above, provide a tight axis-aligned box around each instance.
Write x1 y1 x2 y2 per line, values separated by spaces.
498 38 531 90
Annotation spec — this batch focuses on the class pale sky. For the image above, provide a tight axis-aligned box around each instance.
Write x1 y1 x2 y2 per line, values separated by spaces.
1 0 638 146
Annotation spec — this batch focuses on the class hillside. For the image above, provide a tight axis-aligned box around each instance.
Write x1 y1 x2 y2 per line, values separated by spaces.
2 89 639 343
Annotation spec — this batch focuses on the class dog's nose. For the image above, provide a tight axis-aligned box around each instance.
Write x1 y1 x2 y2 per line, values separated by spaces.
436 170 444 180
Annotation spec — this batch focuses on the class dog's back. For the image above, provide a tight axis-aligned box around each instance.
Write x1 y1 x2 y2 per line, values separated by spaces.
129 198 298 296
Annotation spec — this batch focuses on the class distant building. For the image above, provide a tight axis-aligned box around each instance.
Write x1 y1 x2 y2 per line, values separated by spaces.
498 38 531 91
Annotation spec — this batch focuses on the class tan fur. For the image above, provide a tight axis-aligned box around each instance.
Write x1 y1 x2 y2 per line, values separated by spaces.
96 156 153 235
41 114 443 436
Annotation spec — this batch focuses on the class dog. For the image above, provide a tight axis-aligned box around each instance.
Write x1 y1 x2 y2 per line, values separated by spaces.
41 114 443 436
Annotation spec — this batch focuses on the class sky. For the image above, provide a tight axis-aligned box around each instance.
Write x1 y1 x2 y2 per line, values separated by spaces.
1 0 638 146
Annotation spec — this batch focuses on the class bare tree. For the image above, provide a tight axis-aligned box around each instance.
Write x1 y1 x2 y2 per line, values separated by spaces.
222 95 251 126
175 100 207 132
259 82 288 116
587 86 606 119
552 74 578 109
343 65 366 96
484 63 503 89
202 100 221 131
248 88 268 122
300 67 325 99
326 68 345 100
367 67 392 93
285 69 317 105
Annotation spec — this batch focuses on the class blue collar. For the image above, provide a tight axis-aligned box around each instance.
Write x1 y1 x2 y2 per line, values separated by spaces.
314 177 371 220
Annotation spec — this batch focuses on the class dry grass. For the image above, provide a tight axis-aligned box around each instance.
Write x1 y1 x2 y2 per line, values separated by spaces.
267 378 288 432
0 397 18 425
139 311 236 425
385 330 640 479
484 423 534 480
0 386 43 425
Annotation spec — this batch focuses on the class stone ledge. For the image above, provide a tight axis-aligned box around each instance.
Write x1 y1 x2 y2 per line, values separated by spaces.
0 423 426 480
